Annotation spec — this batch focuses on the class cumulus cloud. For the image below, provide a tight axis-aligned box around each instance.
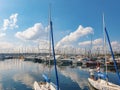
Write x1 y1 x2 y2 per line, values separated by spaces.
0 40 50 53
93 38 103 45
38 40 49 49
15 23 48 41
78 41 91 46
56 25 94 48
78 39 120 53
111 41 120 47
0 32 6 38
78 38 103 46
111 41 120 51
0 41 14 49
2 13 18 30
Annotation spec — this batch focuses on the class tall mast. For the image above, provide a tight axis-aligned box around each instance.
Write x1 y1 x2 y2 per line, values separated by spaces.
103 13 107 76
49 5 59 90
90 34 93 58
48 5 52 83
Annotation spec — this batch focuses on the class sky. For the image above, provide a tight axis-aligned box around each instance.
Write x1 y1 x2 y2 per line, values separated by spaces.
0 0 120 53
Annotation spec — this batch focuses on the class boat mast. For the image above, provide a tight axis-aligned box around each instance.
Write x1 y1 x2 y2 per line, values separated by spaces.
103 14 120 84
90 34 93 59
49 5 60 90
103 13 107 76
48 8 52 82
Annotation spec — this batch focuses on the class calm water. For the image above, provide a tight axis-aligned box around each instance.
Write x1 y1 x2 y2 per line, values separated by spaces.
0 59 119 90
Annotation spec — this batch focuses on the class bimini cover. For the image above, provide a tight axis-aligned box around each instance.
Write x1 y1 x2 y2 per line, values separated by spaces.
97 72 108 79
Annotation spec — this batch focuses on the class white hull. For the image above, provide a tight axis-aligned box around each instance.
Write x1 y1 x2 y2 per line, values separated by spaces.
88 78 120 90
34 81 57 90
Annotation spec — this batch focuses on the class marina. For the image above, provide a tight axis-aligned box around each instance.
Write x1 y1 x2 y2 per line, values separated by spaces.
0 0 120 90
0 57 120 90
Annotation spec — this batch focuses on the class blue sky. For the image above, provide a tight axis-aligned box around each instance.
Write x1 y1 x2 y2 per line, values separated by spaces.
0 0 120 53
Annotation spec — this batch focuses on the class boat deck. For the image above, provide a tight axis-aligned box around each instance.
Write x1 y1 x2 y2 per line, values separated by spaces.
34 81 56 90
88 78 120 90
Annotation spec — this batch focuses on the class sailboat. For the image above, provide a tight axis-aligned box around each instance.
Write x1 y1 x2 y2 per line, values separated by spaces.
88 14 120 90
33 6 60 90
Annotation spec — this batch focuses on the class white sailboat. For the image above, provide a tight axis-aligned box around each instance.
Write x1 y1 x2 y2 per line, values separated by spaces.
88 78 120 90
34 80 57 90
88 14 120 90
33 6 59 90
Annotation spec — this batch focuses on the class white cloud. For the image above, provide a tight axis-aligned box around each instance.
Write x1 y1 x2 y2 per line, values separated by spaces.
38 40 49 49
0 39 50 53
61 44 74 49
2 13 18 30
0 41 14 49
111 41 120 47
3 19 9 30
0 32 6 38
93 38 103 45
37 39 49 53
78 38 103 46
15 23 48 41
78 41 91 46
78 39 120 54
111 41 120 51
56 25 94 48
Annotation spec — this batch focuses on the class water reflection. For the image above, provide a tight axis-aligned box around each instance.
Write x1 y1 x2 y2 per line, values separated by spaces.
58 66 89 90
0 59 89 90
0 84 3 90
0 59 119 90
13 73 34 88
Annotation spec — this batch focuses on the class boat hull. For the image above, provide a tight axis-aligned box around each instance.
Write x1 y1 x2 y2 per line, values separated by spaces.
88 78 120 90
34 81 57 90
